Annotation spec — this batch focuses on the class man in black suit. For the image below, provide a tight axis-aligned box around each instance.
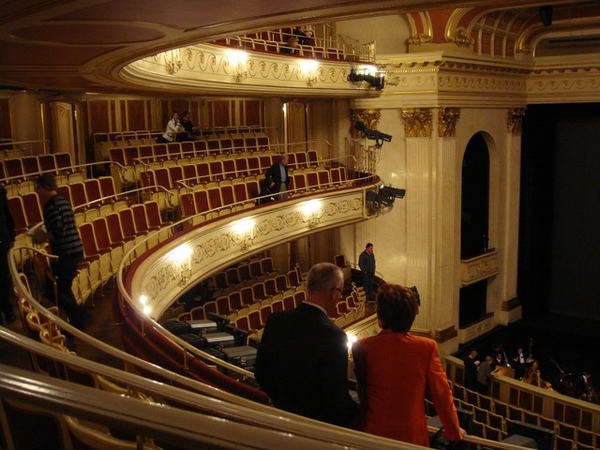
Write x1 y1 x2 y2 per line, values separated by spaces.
265 154 290 200
255 262 357 426
463 349 479 390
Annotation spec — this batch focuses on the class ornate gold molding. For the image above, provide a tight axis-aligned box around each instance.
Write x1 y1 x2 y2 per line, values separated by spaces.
460 250 499 286
407 33 433 46
128 190 370 316
449 28 475 48
507 107 527 134
400 108 432 138
438 107 461 137
350 109 381 139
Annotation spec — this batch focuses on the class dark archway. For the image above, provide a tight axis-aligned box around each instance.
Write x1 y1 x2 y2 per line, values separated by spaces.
459 133 490 327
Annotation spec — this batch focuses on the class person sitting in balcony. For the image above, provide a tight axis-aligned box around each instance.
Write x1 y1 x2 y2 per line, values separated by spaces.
280 36 300 54
294 25 314 46
158 112 184 143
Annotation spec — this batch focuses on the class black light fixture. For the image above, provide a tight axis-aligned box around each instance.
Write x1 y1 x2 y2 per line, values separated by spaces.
347 68 385 90
366 184 406 211
539 5 553 27
355 121 392 147
379 185 405 199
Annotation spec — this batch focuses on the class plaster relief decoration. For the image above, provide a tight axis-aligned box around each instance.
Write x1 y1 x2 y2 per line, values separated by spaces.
407 33 433 46
460 250 500 286
134 191 366 312
125 44 354 95
507 107 526 134
459 315 494 343
164 49 182 75
400 108 433 138
449 28 475 48
350 109 381 139
438 107 461 138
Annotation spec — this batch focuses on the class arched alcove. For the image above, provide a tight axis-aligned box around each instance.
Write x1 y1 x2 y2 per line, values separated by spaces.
459 132 490 327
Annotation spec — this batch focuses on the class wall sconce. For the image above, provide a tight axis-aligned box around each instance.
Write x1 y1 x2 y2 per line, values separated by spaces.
300 199 324 228
165 49 182 75
228 50 248 83
169 244 193 286
300 60 319 87
348 66 385 90
231 217 255 251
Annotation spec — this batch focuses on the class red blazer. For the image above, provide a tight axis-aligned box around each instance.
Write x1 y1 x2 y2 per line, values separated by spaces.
352 330 461 446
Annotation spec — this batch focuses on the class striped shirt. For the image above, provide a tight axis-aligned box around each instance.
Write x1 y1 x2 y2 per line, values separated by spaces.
43 195 83 257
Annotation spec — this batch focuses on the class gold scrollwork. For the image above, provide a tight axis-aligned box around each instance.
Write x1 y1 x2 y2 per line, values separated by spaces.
400 108 433 138
350 109 381 139
507 107 526 134
438 107 461 138
450 28 474 48
407 33 433 46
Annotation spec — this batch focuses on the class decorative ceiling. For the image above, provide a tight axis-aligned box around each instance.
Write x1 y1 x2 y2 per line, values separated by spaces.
0 0 598 93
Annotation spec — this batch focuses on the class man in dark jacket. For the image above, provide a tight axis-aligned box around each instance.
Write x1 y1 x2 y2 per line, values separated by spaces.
35 173 86 329
358 242 376 302
265 154 290 200
255 262 357 426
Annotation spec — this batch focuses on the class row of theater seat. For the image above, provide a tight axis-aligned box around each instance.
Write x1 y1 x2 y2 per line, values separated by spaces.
93 125 265 144
222 36 349 61
173 269 366 345
0 152 83 196
176 166 350 226
451 382 600 450
25 200 171 307
8 176 128 257
108 132 274 163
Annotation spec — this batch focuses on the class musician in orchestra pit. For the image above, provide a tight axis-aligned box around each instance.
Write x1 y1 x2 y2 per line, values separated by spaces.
476 355 494 395
463 349 479 390
574 372 597 402
513 347 528 379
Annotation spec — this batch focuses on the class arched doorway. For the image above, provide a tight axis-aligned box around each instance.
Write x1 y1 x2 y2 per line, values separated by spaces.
459 132 490 327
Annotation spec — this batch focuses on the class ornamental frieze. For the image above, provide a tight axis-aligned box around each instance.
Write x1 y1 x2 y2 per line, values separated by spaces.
136 191 368 308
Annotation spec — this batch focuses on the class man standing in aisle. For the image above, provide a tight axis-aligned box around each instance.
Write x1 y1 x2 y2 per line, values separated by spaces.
255 262 357 426
34 174 86 330
265 154 290 200
358 242 376 302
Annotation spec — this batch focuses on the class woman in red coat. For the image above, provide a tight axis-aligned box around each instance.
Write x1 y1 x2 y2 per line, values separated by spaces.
352 283 465 445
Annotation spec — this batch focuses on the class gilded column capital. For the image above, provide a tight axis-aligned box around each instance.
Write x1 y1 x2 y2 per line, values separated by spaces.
400 108 433 138
507 107 527 134
438 107 461 138
350 109 381 139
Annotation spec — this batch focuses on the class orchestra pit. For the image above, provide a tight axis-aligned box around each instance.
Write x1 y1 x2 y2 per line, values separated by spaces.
0 1 599 448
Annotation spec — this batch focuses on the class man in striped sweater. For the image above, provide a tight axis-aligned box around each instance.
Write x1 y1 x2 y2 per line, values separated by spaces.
35 173 86 330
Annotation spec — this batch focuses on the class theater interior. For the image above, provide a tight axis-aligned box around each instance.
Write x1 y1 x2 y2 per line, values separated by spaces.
1 0 599 448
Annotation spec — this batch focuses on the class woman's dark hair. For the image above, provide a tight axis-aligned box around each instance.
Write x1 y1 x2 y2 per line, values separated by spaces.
376 283 419 332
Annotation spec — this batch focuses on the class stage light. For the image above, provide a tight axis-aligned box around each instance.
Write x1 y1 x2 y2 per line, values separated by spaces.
380 185 405 199
347 68 385 90
354 121 392 147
